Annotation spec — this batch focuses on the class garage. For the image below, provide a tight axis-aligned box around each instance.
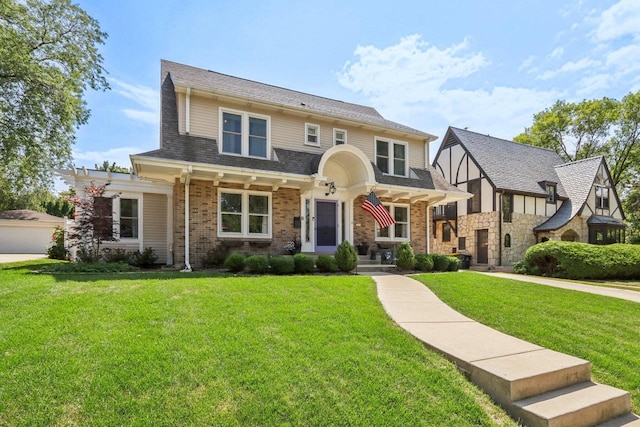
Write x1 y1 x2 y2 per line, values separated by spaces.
0 210 65 254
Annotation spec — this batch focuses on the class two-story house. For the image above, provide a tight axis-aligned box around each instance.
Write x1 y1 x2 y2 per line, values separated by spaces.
431 127 626 266
60 60 467 269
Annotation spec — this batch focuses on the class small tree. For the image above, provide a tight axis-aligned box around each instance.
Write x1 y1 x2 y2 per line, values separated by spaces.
335 241 358 272
396 242 415 270
67 182 118 262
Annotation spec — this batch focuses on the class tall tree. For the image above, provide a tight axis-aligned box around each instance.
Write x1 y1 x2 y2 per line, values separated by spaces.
514 94 640 191
0 0 108 196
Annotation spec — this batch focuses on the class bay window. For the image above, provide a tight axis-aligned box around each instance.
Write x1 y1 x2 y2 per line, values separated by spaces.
220 109 270 158
219 190 271 237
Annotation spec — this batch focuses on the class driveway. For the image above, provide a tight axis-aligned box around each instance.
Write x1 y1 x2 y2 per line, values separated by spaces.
0 254 48 264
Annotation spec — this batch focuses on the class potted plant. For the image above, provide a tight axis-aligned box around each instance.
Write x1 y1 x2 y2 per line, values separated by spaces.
284 238 301 255
356 242 369 256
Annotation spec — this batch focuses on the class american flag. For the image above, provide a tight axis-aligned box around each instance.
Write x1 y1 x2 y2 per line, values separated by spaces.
361 191 396 229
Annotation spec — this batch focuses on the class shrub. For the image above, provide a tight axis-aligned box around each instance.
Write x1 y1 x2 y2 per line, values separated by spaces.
204 245 228 268
245 255 269 274
128 247 158 268
335 241 358 272
512 260 529 275
524 241 640 280
293 253 315 274
76 248 100 263
46 226 68 260
447 256 460 271
316 254 338 273
415 253 434 272
101 247 129 263
432 254 451 272
395 242 415 270
269 256 295 275
224 253 246 273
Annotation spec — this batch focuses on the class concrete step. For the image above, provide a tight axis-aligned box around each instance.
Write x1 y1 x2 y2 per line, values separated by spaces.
598 413 640 426
511 382 631 427
469 349 591 407
356 264 397 272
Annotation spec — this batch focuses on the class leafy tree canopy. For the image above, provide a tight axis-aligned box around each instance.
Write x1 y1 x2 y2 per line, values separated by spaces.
95 160 130 173
0 0 109 196
514 93 640 191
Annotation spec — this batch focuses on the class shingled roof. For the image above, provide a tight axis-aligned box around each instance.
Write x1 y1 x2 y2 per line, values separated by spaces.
443 127 568 198
161 60 434 138
534 157 605 231
133 60 460 195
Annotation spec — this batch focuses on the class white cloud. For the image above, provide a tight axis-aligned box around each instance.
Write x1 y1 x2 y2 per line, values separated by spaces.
518 55 536 72
576 74 613 96
549 47 564 59
606 44 640 73
110 78 159 125
593 0 640 42
536 58 599 80
337 35 561 141
73 146 139 169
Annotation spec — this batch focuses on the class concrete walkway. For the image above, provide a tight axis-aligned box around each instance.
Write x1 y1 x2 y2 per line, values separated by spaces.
374 274 639 427
480 272 640 304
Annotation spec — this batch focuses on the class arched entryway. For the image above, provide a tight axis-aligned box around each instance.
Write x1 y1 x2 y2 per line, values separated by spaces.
561 229 579 242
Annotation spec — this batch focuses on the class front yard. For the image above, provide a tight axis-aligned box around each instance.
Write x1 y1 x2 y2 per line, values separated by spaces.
414 271 640 413
0 261 515 426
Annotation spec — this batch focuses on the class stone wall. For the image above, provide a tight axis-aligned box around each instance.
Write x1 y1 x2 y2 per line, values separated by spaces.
502 213 548 265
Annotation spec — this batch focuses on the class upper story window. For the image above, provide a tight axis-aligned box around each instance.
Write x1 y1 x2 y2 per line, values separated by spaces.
375 203 409 241
305 123 320 146
596 184 610 209
546 183 556 204
467 179 481 213
220 109 270 159
219 190 271 238
333 128 347 145
375 138 407 177
502 193 513 223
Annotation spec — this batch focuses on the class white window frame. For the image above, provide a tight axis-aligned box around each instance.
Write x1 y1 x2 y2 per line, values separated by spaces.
106 195 141 242
333 128 347 145
219 107 271 159
305 123 320 146
217 189 272 238
375 203 410 242
119 198 140 239
375 137 408 177
595 184 610 209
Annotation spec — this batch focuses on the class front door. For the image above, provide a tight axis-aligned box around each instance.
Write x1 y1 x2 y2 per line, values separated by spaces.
316 200 338 252
477 229 489 264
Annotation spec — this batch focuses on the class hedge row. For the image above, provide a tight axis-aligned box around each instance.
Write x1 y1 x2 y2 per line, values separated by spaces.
520 241 640 280
223 253 339 275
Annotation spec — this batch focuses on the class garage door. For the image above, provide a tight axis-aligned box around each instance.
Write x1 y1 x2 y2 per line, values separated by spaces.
0 224 57 254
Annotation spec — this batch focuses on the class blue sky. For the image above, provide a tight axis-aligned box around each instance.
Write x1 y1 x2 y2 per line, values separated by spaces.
71 0 640 173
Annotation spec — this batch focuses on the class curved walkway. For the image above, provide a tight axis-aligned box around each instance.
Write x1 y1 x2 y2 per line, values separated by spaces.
373 274 639 427
480 272 640 304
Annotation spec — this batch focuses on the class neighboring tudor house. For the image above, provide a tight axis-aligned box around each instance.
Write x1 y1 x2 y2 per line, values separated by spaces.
431 127 626 266
60 60 467 269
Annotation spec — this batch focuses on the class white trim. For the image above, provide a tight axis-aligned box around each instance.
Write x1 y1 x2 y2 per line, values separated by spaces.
333 128 347 146
217 188 272 238
305 123 320 146
374 136 408 177
185 87 191 134
375 202 410 242
219 107 271 159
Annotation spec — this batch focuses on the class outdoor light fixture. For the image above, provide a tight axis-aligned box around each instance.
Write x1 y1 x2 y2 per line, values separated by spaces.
325 181 336 196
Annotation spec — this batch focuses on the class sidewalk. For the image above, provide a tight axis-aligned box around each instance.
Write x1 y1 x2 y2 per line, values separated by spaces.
373 274 638 426
0 254 48 264
481 272 640 304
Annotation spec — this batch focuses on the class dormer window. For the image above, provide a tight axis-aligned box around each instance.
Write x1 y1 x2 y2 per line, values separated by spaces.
375 138 407 177
220 109 270 159
596 185 610 209
305 123 320 146
546 183 556 204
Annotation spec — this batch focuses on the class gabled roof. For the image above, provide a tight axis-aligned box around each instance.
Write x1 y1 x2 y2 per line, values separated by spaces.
161 60 434 139
534 156 606 231
442 127 568 198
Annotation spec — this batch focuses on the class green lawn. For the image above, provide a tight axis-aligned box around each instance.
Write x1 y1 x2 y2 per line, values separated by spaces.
0 261 516 426
414 271 640 413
